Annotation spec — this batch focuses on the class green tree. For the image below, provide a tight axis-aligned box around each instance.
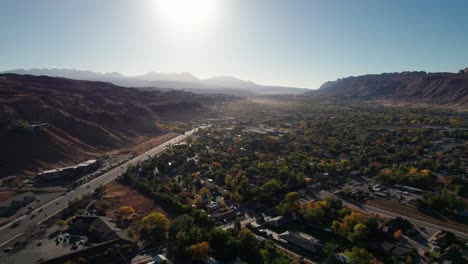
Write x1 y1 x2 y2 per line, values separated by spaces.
323 242 339 257
209 228 239 262
344 247 373 264
237 229 262 263
141 212 169 244
277 192 301 218
169 214 195 239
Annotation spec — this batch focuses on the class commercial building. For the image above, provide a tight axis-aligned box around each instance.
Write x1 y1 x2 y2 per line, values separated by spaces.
0 191 35 217
37 159 99 181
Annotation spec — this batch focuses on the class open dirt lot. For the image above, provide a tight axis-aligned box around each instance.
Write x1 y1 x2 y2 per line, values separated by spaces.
101 182 170 240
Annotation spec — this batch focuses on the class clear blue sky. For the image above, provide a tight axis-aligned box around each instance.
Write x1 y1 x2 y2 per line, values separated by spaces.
1 0 467 88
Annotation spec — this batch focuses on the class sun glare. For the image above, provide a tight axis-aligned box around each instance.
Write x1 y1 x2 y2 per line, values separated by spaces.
153 0 219 32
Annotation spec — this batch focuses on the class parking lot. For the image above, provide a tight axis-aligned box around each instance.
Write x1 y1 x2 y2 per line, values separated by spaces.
0 222 88 264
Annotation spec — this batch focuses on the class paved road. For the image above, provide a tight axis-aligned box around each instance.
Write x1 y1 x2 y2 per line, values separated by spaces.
0 127 202 248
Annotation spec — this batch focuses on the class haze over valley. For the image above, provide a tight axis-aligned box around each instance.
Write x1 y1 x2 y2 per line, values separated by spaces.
0 1 467 264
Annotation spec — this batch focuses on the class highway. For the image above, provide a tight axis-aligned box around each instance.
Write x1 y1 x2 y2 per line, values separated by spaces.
0 127 202 248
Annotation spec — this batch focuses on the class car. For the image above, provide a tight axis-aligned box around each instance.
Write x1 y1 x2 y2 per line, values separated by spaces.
30 214 36 219
38 208 43 213
10 220 21 228
56 201 60 205
37 242 42 246
3 247 12 252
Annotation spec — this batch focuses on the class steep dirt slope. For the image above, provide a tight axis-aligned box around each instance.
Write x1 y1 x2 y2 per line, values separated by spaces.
0 74 208 176
309 71 468 109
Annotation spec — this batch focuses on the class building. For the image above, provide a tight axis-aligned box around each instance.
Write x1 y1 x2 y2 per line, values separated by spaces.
379 241 413 261
37 159 99 181
278 231 323 254
394 184 425 194
0 191 35 217
264 215 288 227
153 254 170 264
212 209 236 221
0 175 18 186
382 217 413 238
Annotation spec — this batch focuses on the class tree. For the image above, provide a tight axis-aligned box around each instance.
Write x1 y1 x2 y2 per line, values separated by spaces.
141 212 169 244
209 228 239 262
261 240 296 264
277 192 301 218
199 187 211 198
394 229 403 240
118 206 135 220
324 242 339 257
349 223 368 242
344 247 373 264
190 241 210 261
193 196 202 207
169 214 195 239
237 229 262 263
94 184 106 197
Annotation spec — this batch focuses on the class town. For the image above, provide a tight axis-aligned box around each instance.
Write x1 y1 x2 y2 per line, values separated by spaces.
0 98 466 264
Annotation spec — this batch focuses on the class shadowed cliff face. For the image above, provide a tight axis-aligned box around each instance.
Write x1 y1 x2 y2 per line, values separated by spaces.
308 71 468 109
0 74 208 176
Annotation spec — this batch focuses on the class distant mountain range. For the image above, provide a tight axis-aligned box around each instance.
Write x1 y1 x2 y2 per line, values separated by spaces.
4 68 467 108
308 70 468 109
1 68 310 96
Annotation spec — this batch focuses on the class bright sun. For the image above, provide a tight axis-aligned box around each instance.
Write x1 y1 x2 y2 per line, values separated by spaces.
153 0 219 32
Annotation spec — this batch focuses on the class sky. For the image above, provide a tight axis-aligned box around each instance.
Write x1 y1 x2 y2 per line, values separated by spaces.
1 0 468 89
